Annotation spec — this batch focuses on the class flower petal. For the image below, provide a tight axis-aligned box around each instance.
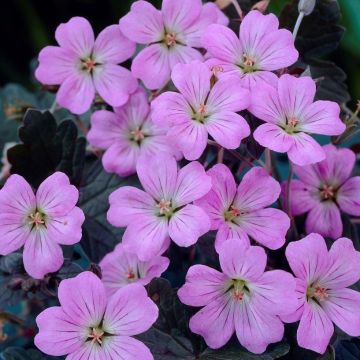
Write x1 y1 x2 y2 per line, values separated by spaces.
23 229 63 279
103 283 158 336
286 179 318 216
93 64 137 108
94 25 135 64
167 45 203 69
55 17 94 57
168 204 210 247
337 177 360 216
119 0 164 43
178 264 228 307
107 187 156 228
305 201 342 239
215 223 250 252
205 111 250 149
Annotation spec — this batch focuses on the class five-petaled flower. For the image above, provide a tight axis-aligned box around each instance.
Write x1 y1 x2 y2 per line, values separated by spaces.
178 239 298 354
35 17 137 114
151 61 250 160
107 154 212 260
100 243 170 296
202 10 298 89
87 87 180 177
249 74 346 165
284 144 360 239
0 172 85 279
35 271 158 359
119 0 222 90
196 164 290 251
284 233 360 354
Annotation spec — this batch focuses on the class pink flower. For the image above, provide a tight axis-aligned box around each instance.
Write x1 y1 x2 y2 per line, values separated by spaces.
35 271 158 359
284 233 360 354
249 74 345 165
100 243 170 296
87 87 180 177
151 61 250 160
0 172 84 279
195 164 290 251
107 154 212 261
202 10 298 89
119 0 221 90
285 144 360 239
35 17 137 114
178 239 297 353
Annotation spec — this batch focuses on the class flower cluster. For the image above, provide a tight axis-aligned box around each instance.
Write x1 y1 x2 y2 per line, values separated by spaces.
1 1 359 359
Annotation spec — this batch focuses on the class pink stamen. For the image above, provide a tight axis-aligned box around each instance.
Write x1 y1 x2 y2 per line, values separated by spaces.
211 65 224 75
233 290 244 301
29 212 45 227
320 185 335 200
156 199 172 215
243 54 255 67
198 104 207 114
87 328 104 345
287 117 298 127
314 286 328 301
130 127 145 142
165 33 177 47
126 269 136 280
82 58 96 72
229 206 241 217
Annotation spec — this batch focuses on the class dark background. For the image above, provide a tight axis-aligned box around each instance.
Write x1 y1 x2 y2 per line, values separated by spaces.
0 0 359 105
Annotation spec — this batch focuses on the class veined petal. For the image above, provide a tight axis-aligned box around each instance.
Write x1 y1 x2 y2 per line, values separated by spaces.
167 45 203 70
215 223 250 252
337 177 360 216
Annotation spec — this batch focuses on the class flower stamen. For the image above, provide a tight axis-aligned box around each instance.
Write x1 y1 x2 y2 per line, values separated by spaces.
320 185 335 201
165 33 177 47
87 327 104 345
156 199 172 216
224 206 242 222
28 212 46 228
82 58 97 73
130 127 145 142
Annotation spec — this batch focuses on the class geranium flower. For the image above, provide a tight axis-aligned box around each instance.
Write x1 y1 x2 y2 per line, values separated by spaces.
249 74 345 165
36 17 137 114
284 144 360 239
100 243 170 296
195 164 289 251
35 271 158 359
202 10 298 88
284 233 360 354
151 61 250 160
87 87 180 177
107 154 212 261
119 0 221 90
0 172 84 279
178 239 297 353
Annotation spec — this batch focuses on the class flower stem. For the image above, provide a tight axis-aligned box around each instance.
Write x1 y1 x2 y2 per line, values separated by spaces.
49 99 57 114
265 148 272 174
286 160 293 218
293 11 305 39
217 147 224 163
230 0 243 19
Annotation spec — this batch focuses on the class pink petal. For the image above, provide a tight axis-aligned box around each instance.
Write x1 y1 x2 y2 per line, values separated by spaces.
107 187 156 228
55 17 94 57
337 177 360 216
253 121 291 152
167 45 203 69
93 64 137 108
249 82 284 125
122 216 169 261
292 162 323 188
162 0 202 32
46 207 84 245
206 2 229 26
205 111 250 149
131 44 170 90
300 100 345 135
136 154 177 201
57 271 107 327
252 270 298 317
35 307 83 356
288 132 325 166
234 167 281 211
322 237 360 289
168 204 210 247
305 201 342 239
23 229 63 279
103 283 158 336
167 118 208 160
56 72 95 114
202 24 242 63
65 343 101 360
173 161 212 206
215 223 250 252
94 25 135 64
285 233 329 282
286 179 318 216
234 301 284 354
218 239 266 281
189 296 235 349
238 208 290 249
119 0 164 44
323 288 360 336
102 335 154 360
207 77 250 112
35 46 77 85
240 70 279 89
102 143 140 177
36 172 79 217
297 301 333 354
178 264 228 307
171 61 211 108
278 75 315 117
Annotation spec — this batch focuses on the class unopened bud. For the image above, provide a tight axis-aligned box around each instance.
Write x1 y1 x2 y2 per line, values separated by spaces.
251 0 270 13
298 0 316 16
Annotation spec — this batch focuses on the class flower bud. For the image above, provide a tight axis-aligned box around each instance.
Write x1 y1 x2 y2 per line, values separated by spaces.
298 0 316 16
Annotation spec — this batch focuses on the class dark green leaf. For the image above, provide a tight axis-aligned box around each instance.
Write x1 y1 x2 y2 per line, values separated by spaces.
336 338 360 360
0 347 63 360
